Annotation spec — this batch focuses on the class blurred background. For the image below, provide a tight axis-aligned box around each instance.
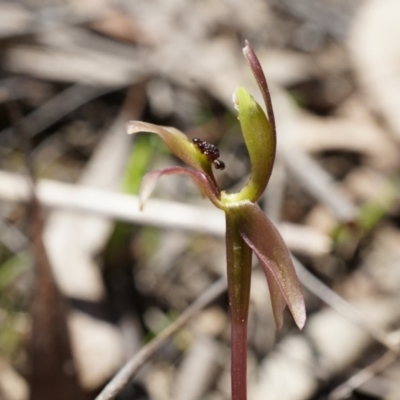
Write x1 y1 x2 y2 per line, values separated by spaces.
1 0 400 399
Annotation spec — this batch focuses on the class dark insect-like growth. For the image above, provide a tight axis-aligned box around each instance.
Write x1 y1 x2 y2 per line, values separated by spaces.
192 137 225 170
213 159 225 170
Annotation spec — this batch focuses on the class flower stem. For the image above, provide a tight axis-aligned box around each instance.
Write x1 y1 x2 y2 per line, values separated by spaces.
225 212 252 400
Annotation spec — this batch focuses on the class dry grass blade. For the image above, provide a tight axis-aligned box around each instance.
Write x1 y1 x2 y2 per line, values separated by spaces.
0 2 118 39
280 145 358 223
0 170 331 256
329 350 398 400
0 84 112 151
349 0 400 142
252 297 400 400
293 257 397 351
95 277 226 400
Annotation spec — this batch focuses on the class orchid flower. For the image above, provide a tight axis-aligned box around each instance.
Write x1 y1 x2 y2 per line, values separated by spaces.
127 41 306 400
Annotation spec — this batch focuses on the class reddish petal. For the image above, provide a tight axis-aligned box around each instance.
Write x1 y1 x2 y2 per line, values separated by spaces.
139 167 222 209
243 41 276 136
229 201 306 329
264 268 286 330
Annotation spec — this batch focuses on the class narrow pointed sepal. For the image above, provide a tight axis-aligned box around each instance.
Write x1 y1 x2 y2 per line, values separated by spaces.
228 201 306 329
139 167 222 210
243 41 276 136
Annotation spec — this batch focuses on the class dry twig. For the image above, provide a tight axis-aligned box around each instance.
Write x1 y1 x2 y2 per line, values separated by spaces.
95 276 227 400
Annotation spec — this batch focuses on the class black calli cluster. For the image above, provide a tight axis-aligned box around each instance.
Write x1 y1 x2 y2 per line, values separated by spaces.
192 137 225 170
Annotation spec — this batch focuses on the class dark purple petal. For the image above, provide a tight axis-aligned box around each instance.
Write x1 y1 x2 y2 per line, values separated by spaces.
139 167 222 209
229 201 306 329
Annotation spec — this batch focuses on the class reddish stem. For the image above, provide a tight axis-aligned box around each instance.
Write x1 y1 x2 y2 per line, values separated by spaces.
230 316 248 400
226 213 252 400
